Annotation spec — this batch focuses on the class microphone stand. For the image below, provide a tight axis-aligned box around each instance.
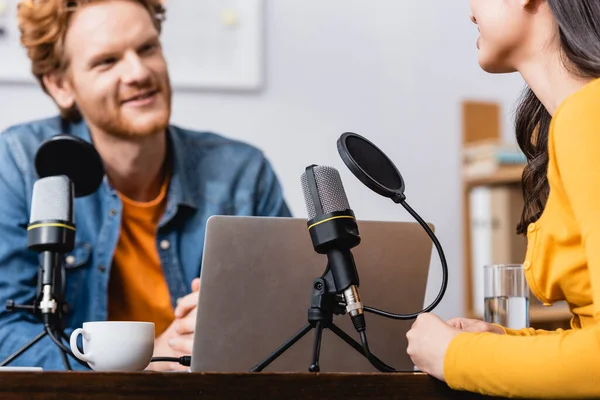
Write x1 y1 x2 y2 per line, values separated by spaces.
250 266 391 373
1 252 88 370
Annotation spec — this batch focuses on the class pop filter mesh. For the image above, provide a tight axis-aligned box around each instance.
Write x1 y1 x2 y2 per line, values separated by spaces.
344 135 403 191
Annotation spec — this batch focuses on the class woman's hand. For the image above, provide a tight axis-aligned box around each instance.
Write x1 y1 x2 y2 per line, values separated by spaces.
446 317 505 334
405 313 461 381
406 314 505 381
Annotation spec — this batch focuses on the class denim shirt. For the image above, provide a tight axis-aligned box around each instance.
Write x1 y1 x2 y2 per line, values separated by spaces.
0 116 291 370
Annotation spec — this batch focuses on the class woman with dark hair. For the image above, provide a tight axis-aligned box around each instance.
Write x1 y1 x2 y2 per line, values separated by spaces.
405 0 600 397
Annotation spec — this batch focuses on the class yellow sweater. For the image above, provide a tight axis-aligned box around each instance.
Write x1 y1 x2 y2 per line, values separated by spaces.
445 78 600 398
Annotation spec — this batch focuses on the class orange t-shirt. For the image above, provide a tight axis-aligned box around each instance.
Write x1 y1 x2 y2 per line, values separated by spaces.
108 176 174 336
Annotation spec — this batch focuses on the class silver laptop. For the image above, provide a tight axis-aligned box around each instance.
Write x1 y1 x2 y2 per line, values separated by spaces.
191 215 434 373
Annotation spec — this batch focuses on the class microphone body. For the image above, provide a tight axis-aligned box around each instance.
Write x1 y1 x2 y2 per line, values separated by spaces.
301 165 364 323
28 175 75 315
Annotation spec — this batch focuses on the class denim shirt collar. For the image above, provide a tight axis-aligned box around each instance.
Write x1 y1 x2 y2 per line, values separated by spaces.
63 119 199 224
161 127 198 224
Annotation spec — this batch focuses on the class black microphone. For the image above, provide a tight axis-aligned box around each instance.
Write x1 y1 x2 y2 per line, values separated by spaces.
0 137 103 371
300 165 365 331
27 175 75 316
28 133 102 316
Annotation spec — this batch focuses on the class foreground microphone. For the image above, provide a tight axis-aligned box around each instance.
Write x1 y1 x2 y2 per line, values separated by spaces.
28 175 75 316
300 165 365 332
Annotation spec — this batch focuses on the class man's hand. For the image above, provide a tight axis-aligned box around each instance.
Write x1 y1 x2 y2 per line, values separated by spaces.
147 321 185 371
146 278 200 372
169 278 200 354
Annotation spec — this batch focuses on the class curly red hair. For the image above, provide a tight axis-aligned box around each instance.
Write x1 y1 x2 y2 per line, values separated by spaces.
17 0 166 122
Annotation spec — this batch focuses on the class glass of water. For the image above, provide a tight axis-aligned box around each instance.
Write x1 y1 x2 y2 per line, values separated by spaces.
484 264 529 329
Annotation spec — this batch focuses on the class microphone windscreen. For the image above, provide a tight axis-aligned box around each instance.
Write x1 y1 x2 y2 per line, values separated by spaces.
35 134 104 198
301 166 351 219
30 175 74 223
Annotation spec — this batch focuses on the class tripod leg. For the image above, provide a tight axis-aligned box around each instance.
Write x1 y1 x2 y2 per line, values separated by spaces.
58 346 71 370
250 323 312 372
0 330 47 366
308 321 324 373
53 329 71 371
328 323 395 371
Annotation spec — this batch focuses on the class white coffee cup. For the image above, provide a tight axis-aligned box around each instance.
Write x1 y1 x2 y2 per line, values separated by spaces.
70 321 154 372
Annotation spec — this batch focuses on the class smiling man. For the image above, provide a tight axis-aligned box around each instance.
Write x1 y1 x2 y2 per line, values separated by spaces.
0 0 291 371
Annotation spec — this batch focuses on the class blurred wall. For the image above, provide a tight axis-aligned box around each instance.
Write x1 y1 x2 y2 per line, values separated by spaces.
0 1 527 319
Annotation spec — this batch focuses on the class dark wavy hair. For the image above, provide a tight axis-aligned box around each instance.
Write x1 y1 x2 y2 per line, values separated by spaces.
515 0 600 235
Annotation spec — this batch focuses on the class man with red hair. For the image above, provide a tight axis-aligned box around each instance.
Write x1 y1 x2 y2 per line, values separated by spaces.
0 0 290 371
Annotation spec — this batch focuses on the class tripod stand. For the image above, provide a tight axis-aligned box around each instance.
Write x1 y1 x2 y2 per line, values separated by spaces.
250 268 390 373
1 253 88 370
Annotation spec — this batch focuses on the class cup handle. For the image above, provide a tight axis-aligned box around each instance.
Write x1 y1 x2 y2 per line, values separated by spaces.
69 328 91 363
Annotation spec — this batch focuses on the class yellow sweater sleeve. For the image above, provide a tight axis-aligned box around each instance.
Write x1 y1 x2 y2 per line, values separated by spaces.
444 93 600 398
499 326 565 336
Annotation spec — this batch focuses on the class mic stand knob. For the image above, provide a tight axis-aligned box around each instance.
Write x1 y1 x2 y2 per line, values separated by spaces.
5 300 35 313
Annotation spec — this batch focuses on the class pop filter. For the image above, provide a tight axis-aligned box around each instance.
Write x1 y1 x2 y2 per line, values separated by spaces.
35 134 104 198
337 132 405 203
336 131 448 320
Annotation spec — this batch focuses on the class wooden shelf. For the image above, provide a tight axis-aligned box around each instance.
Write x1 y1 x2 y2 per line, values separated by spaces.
464 164 524 188
529 305 572 322
460 102 569 328
467 304 571 323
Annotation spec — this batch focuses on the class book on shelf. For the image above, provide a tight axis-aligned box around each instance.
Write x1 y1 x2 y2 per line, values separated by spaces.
467 171 572 323
468 185 527 317
463 141 526 179
463 140 525 161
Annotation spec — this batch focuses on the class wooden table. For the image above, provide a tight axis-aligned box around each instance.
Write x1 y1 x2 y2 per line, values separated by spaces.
0 371 502 399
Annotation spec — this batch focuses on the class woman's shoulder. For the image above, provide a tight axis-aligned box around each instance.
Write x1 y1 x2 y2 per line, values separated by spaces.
554 78 600 127
550 78 600 166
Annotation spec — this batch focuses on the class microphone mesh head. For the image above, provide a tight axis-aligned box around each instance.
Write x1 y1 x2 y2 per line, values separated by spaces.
30 175 74 223
301 166 351 219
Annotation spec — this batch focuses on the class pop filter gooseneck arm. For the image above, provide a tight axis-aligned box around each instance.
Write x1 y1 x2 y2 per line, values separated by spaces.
373 199 448 319
337 132 448 321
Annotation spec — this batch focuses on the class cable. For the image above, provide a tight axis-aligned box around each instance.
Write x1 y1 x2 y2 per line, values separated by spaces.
341 199 448 372
43 315 90 369
359 330 396 373
363 200 448 320
57 337 72 371
44 326 71 354
150 356 192 367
